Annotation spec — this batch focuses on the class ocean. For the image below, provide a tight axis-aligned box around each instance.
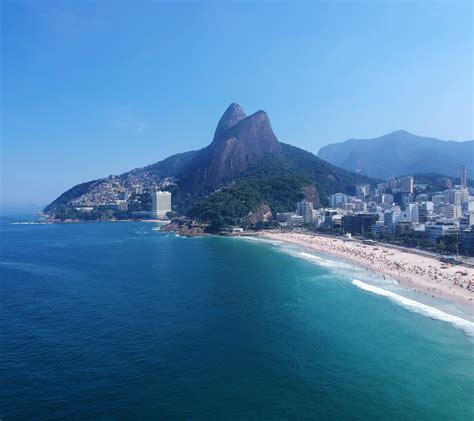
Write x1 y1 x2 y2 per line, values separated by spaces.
1 216 473 419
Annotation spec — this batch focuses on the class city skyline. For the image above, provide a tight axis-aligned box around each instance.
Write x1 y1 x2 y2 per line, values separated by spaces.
1 0 473 208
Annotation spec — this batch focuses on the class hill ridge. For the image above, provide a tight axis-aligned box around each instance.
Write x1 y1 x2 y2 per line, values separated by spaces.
318 130 473 179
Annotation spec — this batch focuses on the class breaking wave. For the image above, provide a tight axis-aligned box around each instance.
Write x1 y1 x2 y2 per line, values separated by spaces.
352 279 474 336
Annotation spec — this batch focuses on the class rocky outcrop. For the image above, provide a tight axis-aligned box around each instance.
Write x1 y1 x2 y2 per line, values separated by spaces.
248 204 273 225
302 185 321 208
212 103 247 143
179 106 281 197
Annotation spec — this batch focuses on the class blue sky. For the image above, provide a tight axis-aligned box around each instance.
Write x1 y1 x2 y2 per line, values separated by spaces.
1 0 473 209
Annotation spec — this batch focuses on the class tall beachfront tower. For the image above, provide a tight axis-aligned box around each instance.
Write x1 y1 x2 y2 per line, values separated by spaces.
151 191 172 218
297 201 314 223
460 164 467 190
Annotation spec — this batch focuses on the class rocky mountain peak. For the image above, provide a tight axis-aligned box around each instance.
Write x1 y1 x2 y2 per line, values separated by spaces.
178 105 282 197
220 110 280 153
212 103 247 143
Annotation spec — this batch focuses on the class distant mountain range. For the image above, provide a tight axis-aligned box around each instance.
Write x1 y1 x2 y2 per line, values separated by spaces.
318 130 474 180
44 104 373 223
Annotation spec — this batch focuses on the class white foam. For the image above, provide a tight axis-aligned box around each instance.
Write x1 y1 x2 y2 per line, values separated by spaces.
11 221 46 225
298 251 354 270
352 279 474 336
299 251 323 260
241 236 276 243
237 236 474 334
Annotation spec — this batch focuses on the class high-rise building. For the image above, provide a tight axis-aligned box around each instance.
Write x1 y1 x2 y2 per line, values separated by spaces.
459 213 474 229
402 193 414 208
460 190 470 204
355 184 370 198
387 178 398 190
416 193 430 203
432 194 446 206
297 201 314 223
418 203 429 223
444 204 462 220
406 203 419 223
383 207 403 233
400 176 414 194
352 199 367 213
380 193 394 205
460 228 474 254
330 193 347 208
461 164 468 189
445 189 462 206
151 191 172 218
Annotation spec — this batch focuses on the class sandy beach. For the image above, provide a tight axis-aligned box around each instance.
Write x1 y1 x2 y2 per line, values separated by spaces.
258 231 474 315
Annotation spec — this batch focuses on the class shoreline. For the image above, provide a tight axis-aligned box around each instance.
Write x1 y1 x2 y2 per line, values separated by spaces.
12 217 170 225
256 230 474 316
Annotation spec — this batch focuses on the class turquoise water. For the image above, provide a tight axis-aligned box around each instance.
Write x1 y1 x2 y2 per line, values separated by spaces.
1 217 473 419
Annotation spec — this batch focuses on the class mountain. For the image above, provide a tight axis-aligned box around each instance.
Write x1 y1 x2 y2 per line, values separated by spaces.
189 142 374 226
178 104 281 198
318 130 474 180
44 103 374 221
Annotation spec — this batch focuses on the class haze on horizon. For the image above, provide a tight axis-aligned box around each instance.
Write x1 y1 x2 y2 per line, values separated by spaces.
1 0 473 209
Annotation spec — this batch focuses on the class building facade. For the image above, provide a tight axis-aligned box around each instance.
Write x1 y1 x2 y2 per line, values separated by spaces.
342 214 379 235
151 191 172 218
461 164 468 190
297 201 314 223
400 176 414 194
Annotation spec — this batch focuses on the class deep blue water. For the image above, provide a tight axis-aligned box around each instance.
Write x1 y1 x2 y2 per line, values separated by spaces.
1 217 473 419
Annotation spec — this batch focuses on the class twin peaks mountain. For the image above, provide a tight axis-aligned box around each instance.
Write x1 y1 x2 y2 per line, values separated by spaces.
318 130 474 180
178 104 281 197
44 103 372 221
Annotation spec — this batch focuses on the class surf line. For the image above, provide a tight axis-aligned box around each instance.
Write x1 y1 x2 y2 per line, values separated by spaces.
352 279 474 336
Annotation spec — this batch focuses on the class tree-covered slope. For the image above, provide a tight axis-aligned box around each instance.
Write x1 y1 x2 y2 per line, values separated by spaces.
188 143 375 225
410 172 474 192
131 150 198 179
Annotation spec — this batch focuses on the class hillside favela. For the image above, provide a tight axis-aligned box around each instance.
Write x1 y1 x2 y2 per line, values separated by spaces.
1 1 473 420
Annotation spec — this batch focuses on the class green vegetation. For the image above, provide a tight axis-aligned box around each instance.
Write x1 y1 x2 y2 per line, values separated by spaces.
279 143 376 202
127 192 152 212
412 172 474 194
53 206 129 221
188 144 375 226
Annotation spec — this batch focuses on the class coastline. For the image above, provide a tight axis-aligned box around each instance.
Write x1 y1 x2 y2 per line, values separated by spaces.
256 230 474 316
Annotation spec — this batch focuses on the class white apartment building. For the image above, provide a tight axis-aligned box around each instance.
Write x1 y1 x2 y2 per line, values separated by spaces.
426 222 458 241
151 191 172 218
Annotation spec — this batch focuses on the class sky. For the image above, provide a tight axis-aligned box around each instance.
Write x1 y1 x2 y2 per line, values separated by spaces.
1 0 473 209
